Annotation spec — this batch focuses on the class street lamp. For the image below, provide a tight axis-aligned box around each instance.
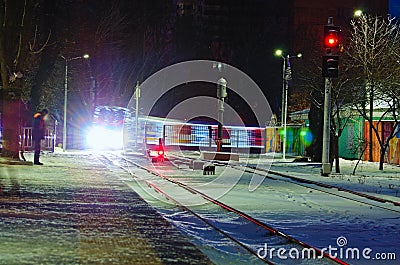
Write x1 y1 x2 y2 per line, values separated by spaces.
354 10 363 17
60 54 89 152
274 49 302 160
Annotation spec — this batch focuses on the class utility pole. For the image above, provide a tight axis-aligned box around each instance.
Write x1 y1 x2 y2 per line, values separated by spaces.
62 57 68 152
135 81 140 147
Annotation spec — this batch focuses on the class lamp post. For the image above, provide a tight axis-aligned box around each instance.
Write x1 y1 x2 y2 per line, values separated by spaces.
274 49 302 160
60 54 89 152
134 81 140 147
354 9 363 17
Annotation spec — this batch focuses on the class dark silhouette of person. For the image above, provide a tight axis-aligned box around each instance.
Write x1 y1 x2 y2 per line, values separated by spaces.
32 109 48 165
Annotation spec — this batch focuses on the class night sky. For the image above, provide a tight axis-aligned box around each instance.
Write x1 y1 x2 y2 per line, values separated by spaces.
8 0 389 129
57 0 291 126
63 0 388 124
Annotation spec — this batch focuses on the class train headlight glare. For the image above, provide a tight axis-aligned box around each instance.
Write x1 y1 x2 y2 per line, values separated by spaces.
85 126 123 150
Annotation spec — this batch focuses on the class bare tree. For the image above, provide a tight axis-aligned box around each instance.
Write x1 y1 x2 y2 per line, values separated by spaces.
87 1 176 108
346 14 400 170
0 0 49 158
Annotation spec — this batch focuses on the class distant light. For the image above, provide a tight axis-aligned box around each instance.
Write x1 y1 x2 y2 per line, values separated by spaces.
300 128 313 147
354 10 363 17
85 126 123 150
274 49 283 57
297 53 302 58
83 54 90 59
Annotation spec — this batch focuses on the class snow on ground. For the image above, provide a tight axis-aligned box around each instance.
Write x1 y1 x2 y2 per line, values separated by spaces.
124 151 400 265
2 150 398 265
266 157 400 199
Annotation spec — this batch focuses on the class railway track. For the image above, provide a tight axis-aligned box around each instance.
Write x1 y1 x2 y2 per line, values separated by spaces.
253 166 400 210
167 154 400 214
98 152 348 265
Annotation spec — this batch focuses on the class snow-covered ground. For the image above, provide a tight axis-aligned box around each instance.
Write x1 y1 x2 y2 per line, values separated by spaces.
122 152 399 265
268 157 400 200
2 150 398 265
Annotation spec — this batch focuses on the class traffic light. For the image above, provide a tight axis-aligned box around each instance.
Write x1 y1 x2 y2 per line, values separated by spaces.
323 25 341 49
322 55 339 77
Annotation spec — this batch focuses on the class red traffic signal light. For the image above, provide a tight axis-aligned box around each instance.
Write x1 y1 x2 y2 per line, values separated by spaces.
324 25 341 49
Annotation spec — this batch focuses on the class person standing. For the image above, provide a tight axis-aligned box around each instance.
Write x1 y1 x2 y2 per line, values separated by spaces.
32 109 48 165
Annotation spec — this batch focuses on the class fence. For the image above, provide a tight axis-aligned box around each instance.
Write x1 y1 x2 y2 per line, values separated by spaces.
21 127 55 152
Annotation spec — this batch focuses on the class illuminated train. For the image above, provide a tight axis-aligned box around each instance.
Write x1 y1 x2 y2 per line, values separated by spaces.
85 106 130 149
86 106 267 153
131 116 266 154
141 118 264 151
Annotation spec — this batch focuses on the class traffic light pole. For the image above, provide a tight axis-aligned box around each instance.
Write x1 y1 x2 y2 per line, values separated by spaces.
321 16 340 176
321 77 332 175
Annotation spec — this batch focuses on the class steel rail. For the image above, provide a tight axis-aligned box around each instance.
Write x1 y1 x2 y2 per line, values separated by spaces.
108 153 348 265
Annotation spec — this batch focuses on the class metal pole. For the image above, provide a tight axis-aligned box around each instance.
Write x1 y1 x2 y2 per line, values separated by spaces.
217 77 227 152
282 56 289 160
217 98 224 139
281 57 286 126
217 97 224 152
278 53 302 160
135 81 140 147
60 54 89 152
62 59 68 152
321 77 332 175
321 16 334 175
